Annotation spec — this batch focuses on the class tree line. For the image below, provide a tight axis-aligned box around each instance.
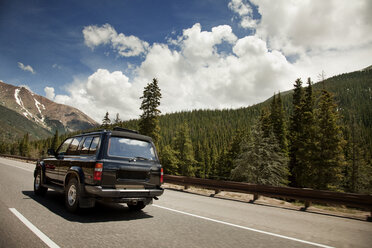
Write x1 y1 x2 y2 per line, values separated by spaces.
1 70 371 193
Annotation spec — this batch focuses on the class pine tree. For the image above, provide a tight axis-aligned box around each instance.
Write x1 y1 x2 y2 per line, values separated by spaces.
51 130 60 151
295 78 317 187
194 141 206 178
259 108 271 138
139 78 162 145
314 89 345 190
114 113 121 124
101 112 111 129
173 123 196 177
160 145 179 175
289 78 304 187
19 133 30 157
231 124 289 186
271 92 288 153
217 129 247 179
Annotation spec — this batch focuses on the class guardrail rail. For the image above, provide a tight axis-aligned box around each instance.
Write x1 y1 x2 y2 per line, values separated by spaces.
164 174 372 220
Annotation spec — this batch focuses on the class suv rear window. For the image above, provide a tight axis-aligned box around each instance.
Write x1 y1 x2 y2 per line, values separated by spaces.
108 137 156 161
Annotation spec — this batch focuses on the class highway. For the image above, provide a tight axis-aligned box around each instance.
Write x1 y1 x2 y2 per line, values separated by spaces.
0 157 371 248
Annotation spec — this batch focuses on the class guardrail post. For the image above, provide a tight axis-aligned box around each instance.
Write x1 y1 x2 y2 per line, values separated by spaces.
304 201 311 210
184 185 190 190
250 194 259 203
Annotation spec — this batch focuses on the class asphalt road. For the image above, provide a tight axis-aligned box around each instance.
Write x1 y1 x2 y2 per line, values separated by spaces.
0 157 371 248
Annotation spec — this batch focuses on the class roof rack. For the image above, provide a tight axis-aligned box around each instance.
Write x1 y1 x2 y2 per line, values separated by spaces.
113 127 139 134
81 129 105 134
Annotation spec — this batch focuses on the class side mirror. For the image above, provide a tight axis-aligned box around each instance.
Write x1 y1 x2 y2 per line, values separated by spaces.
47 148 56 156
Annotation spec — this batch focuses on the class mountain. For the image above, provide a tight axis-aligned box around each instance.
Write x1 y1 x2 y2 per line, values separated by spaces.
0 81 98 142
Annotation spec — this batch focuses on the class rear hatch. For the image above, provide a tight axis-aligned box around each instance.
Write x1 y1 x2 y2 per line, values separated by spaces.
100 136 162 189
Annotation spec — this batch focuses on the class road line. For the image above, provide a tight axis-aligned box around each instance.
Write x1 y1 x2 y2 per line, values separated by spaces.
153 204 334 248
0 161 34 172
9 208 60 248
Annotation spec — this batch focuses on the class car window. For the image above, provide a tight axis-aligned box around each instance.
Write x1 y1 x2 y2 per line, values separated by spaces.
80 136 93 155
108 137 156 160
57 138 73 155
88 136 100 155
66 137 82 155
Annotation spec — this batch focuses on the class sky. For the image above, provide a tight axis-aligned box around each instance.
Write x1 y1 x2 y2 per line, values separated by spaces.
1 0 371 122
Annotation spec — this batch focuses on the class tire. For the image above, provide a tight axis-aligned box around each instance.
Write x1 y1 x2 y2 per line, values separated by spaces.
34 170 47 196
127 201 146 211
65 178 80 213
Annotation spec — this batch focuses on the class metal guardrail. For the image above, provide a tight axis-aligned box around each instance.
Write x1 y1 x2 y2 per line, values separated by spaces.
1 154 371 219
164 174 372 220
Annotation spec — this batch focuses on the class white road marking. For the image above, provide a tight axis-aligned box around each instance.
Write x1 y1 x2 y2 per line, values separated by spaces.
153 204 334 248
9 208 60 248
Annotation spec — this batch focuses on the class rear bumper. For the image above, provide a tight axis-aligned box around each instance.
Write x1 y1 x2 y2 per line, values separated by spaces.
85 185 164 199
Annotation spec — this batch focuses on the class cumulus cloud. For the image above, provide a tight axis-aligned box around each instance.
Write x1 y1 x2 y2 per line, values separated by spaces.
251 0 372 56
228 0 257 29
54 23 293 122
44 87 55 100
53 69 143 121
83 23 149 57
18 62 35 74
244 0 372 79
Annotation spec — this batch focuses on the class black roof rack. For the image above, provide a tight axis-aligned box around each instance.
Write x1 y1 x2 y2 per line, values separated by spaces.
79 127 139 135
81 129 105 134
113 127 139 134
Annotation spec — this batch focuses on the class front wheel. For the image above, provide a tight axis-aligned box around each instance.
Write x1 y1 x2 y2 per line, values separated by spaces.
127 201 146 211
65 178 80 213
34 170 47 196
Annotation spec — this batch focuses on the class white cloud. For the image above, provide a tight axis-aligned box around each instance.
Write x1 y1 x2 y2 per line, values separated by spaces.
244 0 372 80
44 87 55 100
250 0 372 56
83 23 149 57
18 62 35 74
58 23 293 122
228 0 257 29
52 69 143 121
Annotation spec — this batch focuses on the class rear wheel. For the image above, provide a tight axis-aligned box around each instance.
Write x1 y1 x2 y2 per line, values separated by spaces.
127 201 146 211
34 170 47 196
65 178 80 213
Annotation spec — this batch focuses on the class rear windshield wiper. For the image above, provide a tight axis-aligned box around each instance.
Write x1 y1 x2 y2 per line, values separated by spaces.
129 157 150 162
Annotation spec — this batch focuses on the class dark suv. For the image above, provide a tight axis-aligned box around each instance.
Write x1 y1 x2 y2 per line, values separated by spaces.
33 127 164 212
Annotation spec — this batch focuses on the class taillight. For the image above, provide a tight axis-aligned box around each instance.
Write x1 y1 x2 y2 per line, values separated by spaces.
160 168 164 184
94 163 103 181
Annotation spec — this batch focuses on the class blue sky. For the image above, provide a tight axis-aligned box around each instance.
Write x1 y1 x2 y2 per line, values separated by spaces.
1 0 371 121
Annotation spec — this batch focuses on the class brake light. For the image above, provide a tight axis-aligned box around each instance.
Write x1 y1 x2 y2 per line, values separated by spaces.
160 168 164 184
94 163 103 181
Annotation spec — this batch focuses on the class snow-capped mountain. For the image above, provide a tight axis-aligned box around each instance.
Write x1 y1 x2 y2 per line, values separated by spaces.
0 81 97 136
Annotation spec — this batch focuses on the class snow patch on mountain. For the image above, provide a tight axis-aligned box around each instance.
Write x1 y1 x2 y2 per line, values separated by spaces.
34 98 45 123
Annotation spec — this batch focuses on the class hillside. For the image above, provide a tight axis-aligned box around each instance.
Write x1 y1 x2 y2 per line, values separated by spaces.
120 68 372 180
0 105 52 142
0 81 98 141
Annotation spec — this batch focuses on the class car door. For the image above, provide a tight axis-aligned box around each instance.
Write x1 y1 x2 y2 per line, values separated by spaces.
58 137 83 182
45 138 72 183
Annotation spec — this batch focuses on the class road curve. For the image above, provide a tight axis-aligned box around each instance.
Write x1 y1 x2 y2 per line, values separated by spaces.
0 157 371 248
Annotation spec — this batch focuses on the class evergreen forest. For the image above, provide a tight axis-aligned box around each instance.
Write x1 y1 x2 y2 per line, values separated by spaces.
1 69 371 193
